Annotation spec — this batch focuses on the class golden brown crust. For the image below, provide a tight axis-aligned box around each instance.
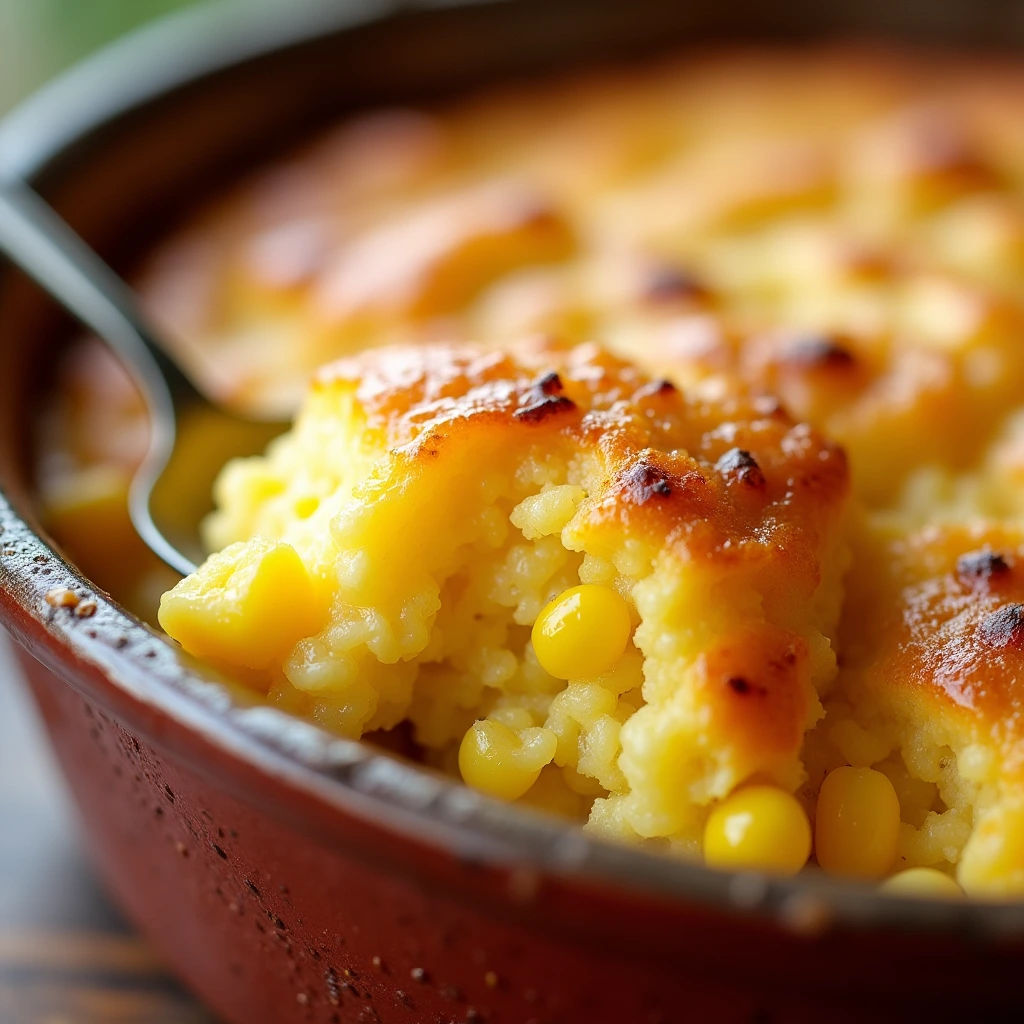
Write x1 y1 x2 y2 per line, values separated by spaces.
130 45 1024 521
845 523 1024 777
315 341 848 582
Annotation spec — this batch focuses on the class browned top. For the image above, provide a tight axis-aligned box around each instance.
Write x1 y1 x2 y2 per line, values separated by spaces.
846 523 1024 777
316 340 848 586
133 47 1024 508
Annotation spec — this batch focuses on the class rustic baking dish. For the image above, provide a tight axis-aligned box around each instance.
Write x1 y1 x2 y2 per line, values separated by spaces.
4 1 1024 1020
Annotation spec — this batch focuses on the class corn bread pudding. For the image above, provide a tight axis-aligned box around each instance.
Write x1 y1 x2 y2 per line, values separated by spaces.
37 47 1024 896
159 342 848 850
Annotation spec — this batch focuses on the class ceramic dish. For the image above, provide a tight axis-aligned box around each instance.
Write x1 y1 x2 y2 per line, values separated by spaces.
4 2 1024 1021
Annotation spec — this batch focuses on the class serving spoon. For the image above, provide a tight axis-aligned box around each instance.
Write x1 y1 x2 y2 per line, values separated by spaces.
0 177 287 577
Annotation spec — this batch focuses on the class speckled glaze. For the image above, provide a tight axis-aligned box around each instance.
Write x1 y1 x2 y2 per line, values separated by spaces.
6 2 1024 1021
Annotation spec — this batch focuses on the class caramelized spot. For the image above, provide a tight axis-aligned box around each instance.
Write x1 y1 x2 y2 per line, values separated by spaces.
704 626 810 758
715 448 766 488
634 378 677 400
513 394 576 423
641 264 711 304
728 676 768 697
979 604 1024 649
513 370 571 421
535 371 564 395
782 335 857 371
957 549 1012 584
622 461 674 504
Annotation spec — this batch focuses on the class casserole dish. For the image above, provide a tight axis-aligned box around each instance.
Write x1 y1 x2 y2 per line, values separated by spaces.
5 1 1024 1020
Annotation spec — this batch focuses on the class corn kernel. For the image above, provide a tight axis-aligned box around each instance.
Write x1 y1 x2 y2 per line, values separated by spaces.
531 584 632 680
703 786 811 875
458 720 556 801
881 867 963 899
158 537 322 670
815 766 901 879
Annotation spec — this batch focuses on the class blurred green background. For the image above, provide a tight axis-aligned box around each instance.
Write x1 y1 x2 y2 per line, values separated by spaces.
0 0 212 113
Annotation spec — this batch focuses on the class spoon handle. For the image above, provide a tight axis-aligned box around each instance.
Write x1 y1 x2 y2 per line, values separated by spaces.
0 176 199 414
0 175 201 577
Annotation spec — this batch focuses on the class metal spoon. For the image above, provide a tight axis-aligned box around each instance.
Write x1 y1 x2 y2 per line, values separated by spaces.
0 176 287 577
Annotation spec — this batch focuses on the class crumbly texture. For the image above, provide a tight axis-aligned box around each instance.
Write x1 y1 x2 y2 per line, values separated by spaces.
40 46 1024 894
160 343 849 849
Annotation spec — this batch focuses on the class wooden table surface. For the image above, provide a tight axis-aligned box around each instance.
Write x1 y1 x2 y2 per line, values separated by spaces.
0 631 215 1023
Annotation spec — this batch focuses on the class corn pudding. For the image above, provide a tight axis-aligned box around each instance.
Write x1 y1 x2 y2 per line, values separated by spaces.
37 48 1024 896
160 342 848 850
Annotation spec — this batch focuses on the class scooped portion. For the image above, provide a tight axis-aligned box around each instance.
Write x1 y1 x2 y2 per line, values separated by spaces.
159 341 849 851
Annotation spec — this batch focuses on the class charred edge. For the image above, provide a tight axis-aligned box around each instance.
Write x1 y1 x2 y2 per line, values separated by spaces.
535 371 564 395
957 549 1011 583
728 676 768 697
514 394 576 423
635 378 677 400
642 264 711 303
518 371 566 410
782 335 857 370
623 462 674 504
980 603 1024 648
715 447 766 488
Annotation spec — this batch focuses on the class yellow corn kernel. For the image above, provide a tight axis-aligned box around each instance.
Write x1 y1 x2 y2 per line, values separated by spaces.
518 765 590 821
458 720 556 801
881 868 963 899
531 584 632 680
815 766 901 879
158 537 322 670
703 786 811 876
